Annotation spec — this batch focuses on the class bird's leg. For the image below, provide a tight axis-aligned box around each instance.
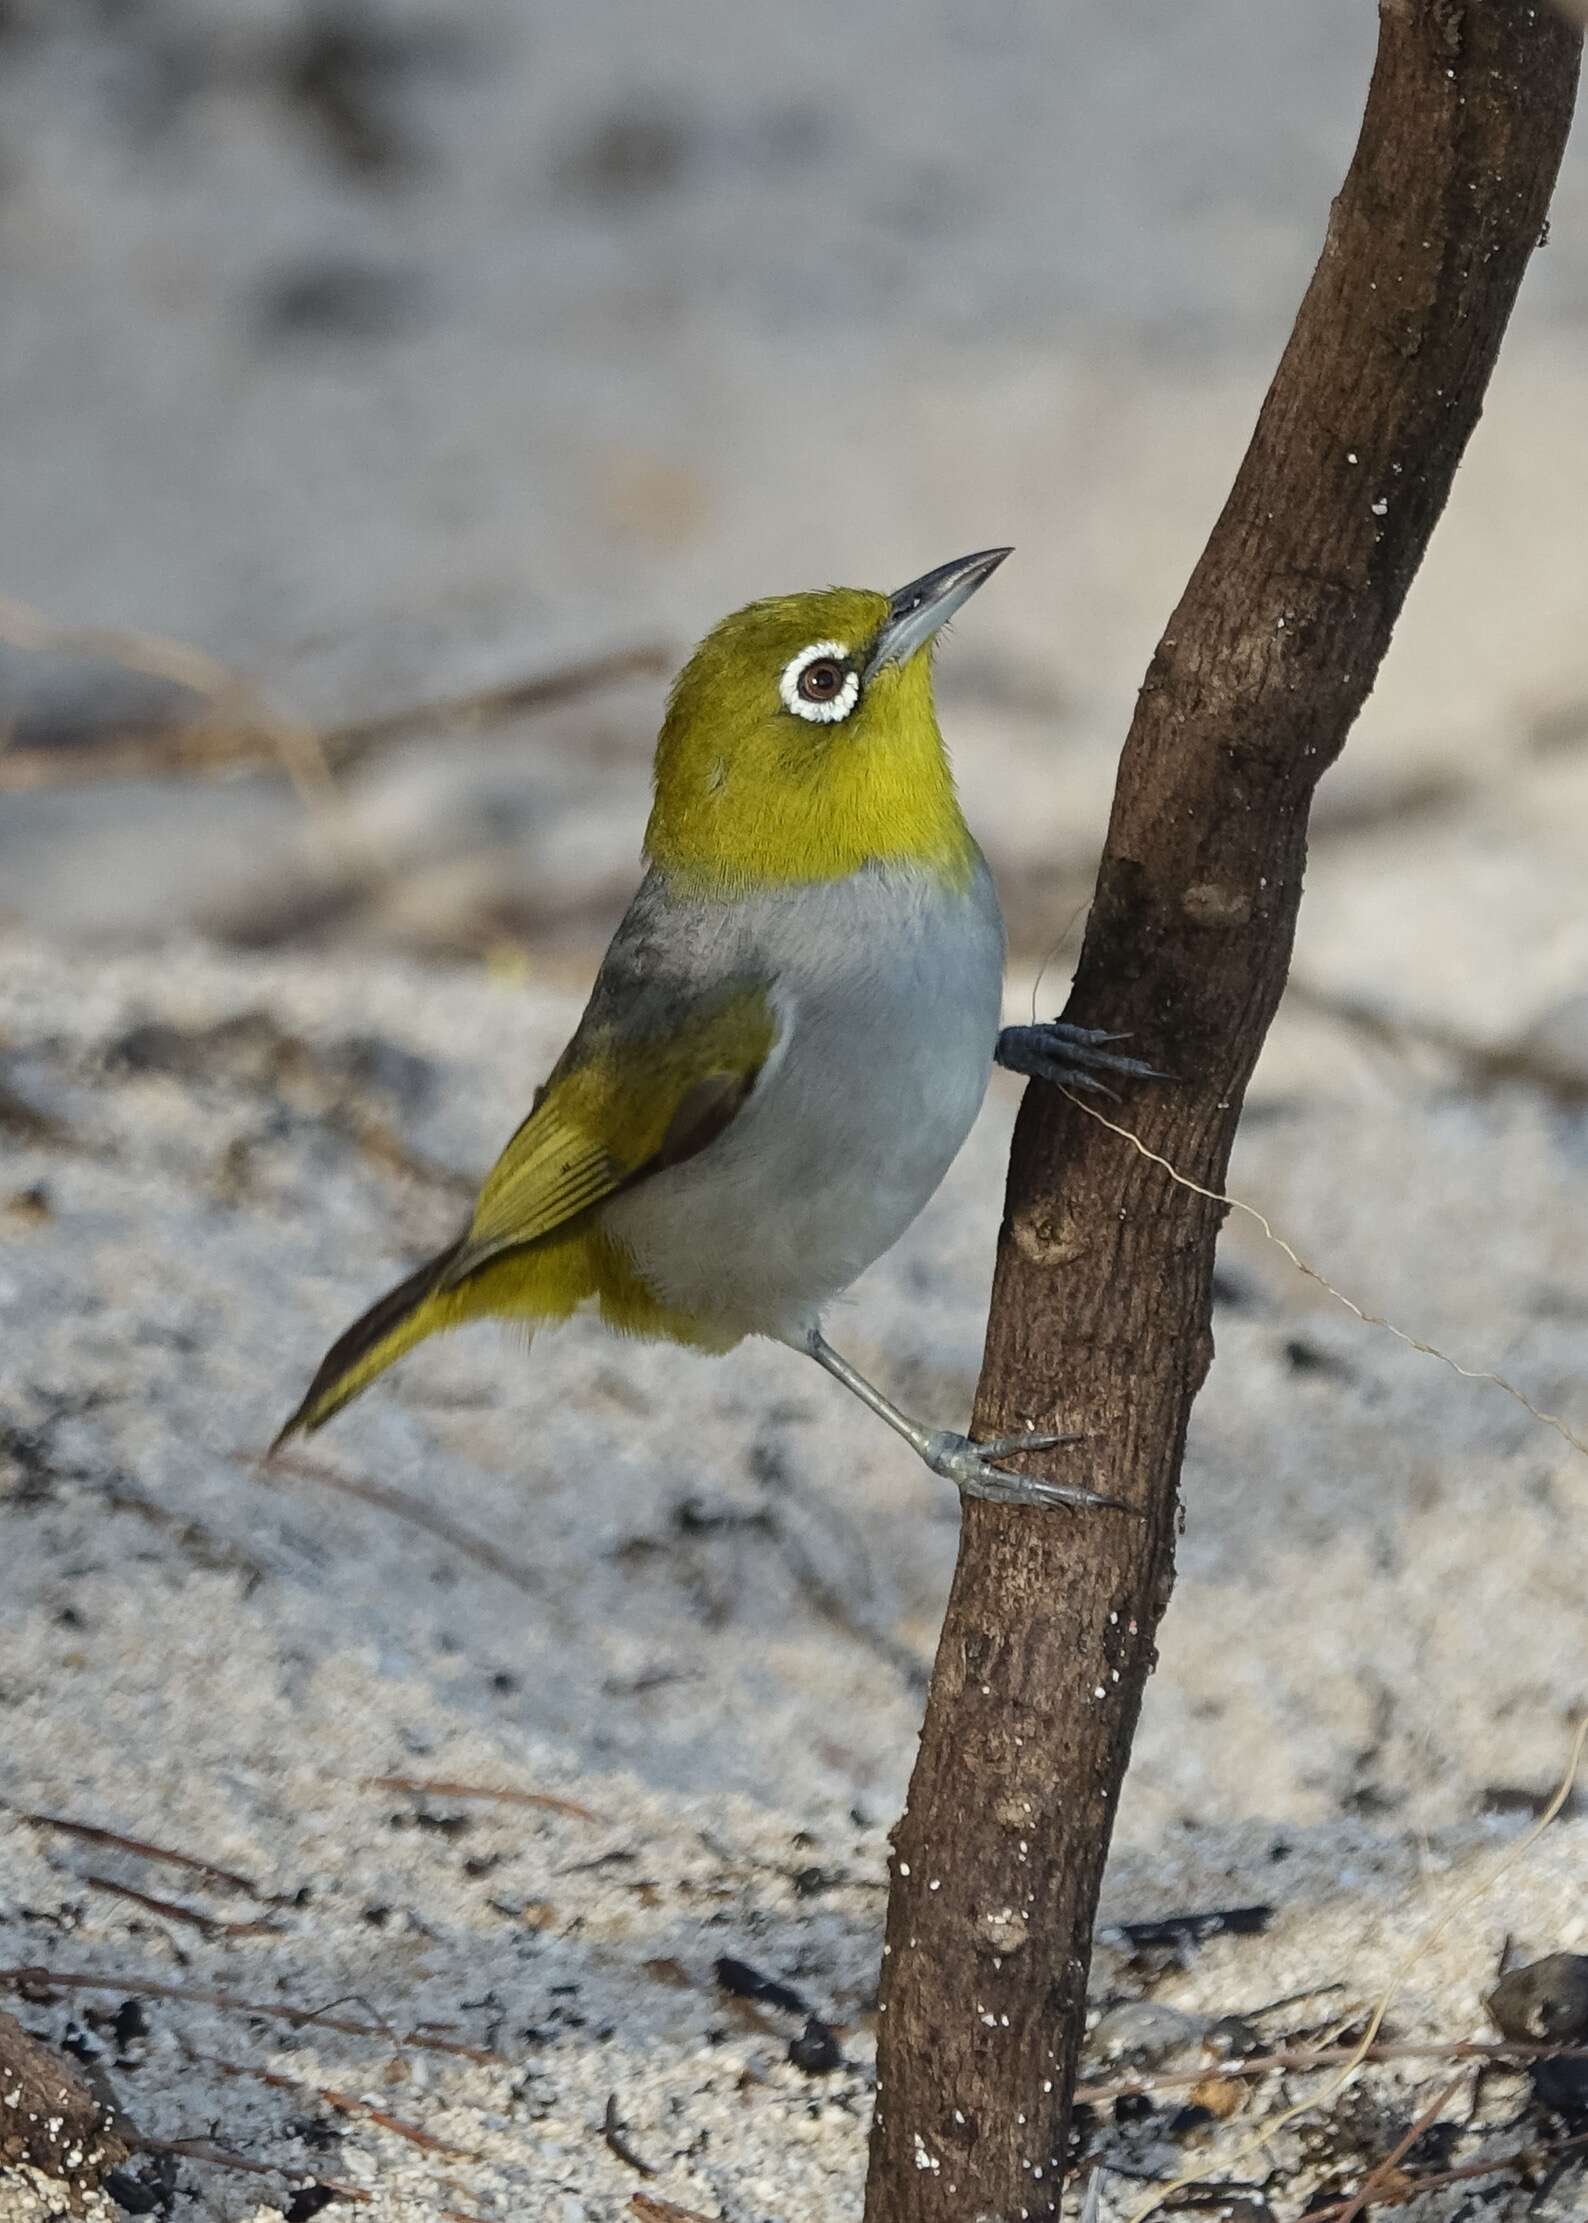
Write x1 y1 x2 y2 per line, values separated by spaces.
996 1019 1167 1098
802 1328 1117 1512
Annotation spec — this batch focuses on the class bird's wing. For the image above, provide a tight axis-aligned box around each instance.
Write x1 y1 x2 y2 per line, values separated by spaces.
443 978 779 1283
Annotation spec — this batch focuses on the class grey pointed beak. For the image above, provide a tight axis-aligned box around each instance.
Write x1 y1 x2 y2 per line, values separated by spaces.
864 546 1012 677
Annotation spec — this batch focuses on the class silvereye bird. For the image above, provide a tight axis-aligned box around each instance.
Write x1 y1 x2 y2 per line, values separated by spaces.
274 549 1149 1509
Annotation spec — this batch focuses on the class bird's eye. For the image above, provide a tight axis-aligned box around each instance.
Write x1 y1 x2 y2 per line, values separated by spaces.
780 640 860 724
799 659 845 702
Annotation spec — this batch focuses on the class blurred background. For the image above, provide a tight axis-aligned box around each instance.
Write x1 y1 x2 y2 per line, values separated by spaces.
3 0 1585 1030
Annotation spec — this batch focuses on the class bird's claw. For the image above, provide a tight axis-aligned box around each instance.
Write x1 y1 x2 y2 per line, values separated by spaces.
920 1428 1117 1512
997 1020 1171 1098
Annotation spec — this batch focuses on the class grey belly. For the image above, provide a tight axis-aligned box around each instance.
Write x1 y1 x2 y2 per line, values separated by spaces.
602 865 1005 1343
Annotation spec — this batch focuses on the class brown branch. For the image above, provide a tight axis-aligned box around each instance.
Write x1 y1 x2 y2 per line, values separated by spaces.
306 640 674 770
0 1965 501 2062
1329 2070 1467 2223
1300 2128 1588 2222
195 2049 481 2160
603 2091 659 2177
1072 2035 1588 2109
133 2133 373 2203
0 608 671 793
863 7 1581 2220
15 1810 263 1896
363 1774 605 1825
82 1871 281 1938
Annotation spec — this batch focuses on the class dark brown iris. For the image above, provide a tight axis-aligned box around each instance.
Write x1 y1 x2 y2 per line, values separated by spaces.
798 658 846 703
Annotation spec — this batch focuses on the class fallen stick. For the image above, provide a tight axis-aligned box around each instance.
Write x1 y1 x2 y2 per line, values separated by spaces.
0 1964 502 2063
15 1808 263 1896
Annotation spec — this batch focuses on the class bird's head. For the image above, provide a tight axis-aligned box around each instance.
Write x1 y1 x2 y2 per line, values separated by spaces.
645 548 1009 891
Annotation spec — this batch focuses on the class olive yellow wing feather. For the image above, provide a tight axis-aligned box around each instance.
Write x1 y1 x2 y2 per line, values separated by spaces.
272 980 778 1443
448 981 778 1277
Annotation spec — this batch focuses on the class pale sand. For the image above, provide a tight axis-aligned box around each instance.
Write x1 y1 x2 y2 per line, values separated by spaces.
1 938 1584 2219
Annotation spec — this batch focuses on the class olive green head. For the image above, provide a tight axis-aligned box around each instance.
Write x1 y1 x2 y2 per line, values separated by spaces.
645 549 1010 891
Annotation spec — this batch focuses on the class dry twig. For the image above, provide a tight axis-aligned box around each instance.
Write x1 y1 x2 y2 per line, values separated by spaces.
134 2132 372 2203
631 2195 716 2223
365 1774 604 1825
0 1965 501 2062
0 592 670 793
251 1446 560 1611
82 1871 281 1938
1073 2036 1588 2110
1299 2128 1588 2222
1327 2070 1466 2223
14 1809 262 1896
195 2049 481 2160
604 2091 659 2177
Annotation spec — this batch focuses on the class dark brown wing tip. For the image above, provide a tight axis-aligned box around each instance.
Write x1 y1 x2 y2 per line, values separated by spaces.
268 1240 463 1457
266 1405 314 1458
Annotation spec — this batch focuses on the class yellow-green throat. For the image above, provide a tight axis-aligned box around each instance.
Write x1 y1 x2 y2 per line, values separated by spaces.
645 549 1011 894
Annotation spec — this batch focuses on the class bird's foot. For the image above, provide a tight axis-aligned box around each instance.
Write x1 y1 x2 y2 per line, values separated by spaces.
920 1428 1119 1512
996 1020 1168 1099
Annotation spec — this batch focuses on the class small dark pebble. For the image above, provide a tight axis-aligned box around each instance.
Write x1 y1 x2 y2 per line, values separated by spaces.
104 2167 167 2216
556 103 694 203
1481 1781 1586 1820
332 1032 436 1112
788 2016 843 2075
283 2188 339 2223
1404 2116 1463 2169
714 1954 808 2017
1532 2053 1588 2119
389 1808 471 1837
257 259 424 344
1282 1337 1354 1379
1206 2013 1263 2056
1489 1953 1588 2044
112 1998 150 2045
286 2114 344 2151
1108 1903 1272 1951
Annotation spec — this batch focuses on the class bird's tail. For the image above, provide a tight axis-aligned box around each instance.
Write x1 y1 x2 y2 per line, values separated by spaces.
271 1241 470 1448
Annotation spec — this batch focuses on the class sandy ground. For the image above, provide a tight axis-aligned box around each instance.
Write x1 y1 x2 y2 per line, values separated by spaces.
1 936 1586 2220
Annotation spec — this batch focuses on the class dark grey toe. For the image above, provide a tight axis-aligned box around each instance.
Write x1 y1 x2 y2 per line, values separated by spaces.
996 1021 1169 1091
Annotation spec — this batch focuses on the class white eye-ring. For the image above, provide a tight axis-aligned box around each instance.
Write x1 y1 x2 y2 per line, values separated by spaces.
780 640 861 724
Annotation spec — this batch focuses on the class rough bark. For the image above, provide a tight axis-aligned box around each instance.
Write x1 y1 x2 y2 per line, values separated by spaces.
865 5 1580 2218
0 2007 129 2198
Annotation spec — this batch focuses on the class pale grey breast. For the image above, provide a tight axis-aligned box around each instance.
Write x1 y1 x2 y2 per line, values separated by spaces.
601 859 1006 1342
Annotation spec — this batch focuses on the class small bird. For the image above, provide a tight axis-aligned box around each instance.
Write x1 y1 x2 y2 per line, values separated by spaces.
274 549 1149 1509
